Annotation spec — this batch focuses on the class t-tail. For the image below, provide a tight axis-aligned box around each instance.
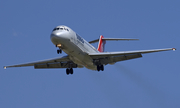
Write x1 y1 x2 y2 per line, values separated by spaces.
97 35 106 52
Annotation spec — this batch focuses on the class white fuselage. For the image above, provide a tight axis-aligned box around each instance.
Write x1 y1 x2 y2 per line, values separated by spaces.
50 25 99 70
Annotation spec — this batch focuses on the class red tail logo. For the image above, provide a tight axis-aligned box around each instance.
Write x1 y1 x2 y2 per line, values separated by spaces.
97 35 106 52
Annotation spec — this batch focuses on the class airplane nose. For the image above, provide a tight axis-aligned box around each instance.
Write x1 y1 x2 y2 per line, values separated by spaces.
51 32 64 40
50 32 59 40
50 31 69 45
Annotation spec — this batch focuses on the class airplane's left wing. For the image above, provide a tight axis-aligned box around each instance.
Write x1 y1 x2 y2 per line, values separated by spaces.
89 48 176 65
4 55 78 69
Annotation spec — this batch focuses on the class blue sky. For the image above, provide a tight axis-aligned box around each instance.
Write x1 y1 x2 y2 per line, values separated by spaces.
0 0 179 108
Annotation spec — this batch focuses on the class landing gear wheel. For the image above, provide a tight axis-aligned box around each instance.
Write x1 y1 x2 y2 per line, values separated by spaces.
70 68 73 74
97 65 100 71
100 65 104 71
97 65 104 71
66 68 69 75
57 49 62 54
66 68 73 75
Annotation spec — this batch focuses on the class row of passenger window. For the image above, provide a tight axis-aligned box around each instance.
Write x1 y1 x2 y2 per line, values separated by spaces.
53 27 69 31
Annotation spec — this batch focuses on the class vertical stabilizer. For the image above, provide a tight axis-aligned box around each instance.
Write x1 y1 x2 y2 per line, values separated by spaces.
97 35 106 52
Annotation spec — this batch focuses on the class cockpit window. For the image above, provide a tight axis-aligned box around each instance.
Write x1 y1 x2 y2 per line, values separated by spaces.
53 28 56 31
52 27 69 31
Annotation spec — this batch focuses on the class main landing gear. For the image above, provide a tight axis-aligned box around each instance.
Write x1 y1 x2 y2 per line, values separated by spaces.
66 68 73 75
56 44 63 54
97 65 104 71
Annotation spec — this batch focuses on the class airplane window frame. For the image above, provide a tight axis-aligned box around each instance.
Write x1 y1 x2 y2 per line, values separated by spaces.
52 27 69 32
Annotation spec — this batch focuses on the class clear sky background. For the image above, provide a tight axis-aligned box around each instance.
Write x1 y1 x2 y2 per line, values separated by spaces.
0 0 179 108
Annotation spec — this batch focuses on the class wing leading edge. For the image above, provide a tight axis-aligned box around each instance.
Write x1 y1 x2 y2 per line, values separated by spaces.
4 55 76 69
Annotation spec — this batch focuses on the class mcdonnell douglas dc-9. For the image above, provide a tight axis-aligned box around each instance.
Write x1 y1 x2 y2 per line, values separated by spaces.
4 25 176 75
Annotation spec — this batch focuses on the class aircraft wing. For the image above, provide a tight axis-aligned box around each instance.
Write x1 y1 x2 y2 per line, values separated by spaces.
89 48 176 64
4 55 77 69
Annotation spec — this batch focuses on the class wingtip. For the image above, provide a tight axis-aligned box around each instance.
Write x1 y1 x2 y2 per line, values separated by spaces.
172 48 176 51
3 66 7 69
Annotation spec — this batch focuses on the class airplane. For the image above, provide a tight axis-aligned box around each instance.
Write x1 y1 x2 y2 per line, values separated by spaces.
4 25 176 75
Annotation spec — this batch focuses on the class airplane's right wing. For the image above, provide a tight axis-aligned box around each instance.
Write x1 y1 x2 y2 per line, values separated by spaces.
4 55 78 69
89 48 176 65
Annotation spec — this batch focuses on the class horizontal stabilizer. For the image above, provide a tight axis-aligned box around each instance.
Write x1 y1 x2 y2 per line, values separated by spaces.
89 38 139 44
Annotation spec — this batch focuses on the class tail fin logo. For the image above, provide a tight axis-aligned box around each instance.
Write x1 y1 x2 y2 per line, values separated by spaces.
97 35 106 52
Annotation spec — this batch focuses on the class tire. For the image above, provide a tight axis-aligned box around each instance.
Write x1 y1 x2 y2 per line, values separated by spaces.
97 65 100 71
101 65 104 71
66 68 69 75
70 68 73 74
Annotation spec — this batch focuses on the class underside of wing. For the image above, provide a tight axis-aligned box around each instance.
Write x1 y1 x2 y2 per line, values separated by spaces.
4 55 77 69
89 48 176 65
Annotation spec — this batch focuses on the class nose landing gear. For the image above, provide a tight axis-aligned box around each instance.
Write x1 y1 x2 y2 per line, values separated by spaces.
57 49 62 54
56 44 63 54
